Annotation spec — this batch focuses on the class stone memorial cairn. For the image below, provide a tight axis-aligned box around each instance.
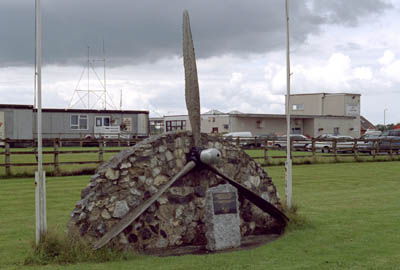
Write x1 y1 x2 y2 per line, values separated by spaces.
68 10 288 253
205 184 240 251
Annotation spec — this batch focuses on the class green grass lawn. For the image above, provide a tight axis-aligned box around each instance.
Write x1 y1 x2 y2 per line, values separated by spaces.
1 162 400 269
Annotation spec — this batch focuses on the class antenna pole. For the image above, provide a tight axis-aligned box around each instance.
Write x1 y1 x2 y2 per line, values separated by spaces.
87 46 90 109
103 40 107 110
35 0 47 245
285 0 293 209
120 89 122 110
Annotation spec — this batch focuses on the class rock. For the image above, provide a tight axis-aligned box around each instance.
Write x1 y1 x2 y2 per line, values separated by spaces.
165 151 174 162
249 176 261 187
120 162 131 169
158 145 167 153
154 175 168 186
105 168 119 180
101 209 111 220
130 188 141 196
152 167 161 177
119 233 129 244
87 202 95 212
156 196 168 204
113 200 130 218
155 238 169 248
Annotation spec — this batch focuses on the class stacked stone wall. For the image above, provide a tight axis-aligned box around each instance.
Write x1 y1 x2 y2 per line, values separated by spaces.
68 131 284 250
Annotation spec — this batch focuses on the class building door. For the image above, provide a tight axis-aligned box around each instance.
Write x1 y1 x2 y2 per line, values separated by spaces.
212 127 219 134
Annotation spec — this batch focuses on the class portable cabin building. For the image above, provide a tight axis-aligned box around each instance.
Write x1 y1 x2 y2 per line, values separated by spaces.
0 104 149 144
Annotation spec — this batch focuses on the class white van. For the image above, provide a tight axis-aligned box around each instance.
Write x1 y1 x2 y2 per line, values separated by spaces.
223 131 253 138
223 131 255 147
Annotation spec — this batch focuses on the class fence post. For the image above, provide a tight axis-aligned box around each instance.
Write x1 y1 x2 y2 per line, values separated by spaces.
5 139 11 177
333 139 337 161
372 140 377 159
353 138 358 160
54 139 60 175
264 148 268 164
99 138 104 163
312 138 316 159
79 133 83 147
34 139 38 162
389 139 393 159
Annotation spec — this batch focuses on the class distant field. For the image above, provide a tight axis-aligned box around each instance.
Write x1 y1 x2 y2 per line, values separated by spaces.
1 162 399 269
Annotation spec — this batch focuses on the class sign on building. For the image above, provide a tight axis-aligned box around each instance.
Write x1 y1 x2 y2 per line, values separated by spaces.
345 104 359 116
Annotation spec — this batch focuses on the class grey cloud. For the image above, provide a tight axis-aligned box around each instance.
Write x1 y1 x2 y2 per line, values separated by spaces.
0 0 392 67
309 0 392 26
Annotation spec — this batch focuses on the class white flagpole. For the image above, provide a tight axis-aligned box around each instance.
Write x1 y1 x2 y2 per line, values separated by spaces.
35 0 47 245
285 0 293 209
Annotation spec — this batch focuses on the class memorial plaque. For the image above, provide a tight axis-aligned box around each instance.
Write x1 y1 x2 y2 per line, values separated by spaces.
212 192 237 215
205 184 241 251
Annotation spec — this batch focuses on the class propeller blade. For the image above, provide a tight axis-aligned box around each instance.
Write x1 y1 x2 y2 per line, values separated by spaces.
206 165 289 224
183 10 201 147
93 160 197 250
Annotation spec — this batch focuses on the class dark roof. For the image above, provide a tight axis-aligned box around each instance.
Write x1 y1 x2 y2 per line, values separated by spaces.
0 104 33 110
0 104 148 114
37 108 149 114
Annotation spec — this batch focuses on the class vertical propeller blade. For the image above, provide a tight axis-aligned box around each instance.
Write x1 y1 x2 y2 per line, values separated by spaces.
183 10 201 147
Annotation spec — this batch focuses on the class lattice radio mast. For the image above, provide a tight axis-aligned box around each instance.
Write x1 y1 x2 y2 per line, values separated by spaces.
68 42 117 110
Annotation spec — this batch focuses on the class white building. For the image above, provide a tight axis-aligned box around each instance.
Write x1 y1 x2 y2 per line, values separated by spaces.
157 93 364 138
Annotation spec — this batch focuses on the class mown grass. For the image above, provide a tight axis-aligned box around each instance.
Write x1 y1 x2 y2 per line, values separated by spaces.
1 161 400 269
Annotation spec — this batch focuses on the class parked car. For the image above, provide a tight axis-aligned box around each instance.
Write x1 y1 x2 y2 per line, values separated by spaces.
266 134 310 150
377 129 400 152
222 131 256 148
306 134 355 153
357 133 381 153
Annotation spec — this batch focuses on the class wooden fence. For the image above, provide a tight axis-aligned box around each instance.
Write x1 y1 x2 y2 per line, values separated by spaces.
0 137 144 177
1 136 399 177
223 136 400 162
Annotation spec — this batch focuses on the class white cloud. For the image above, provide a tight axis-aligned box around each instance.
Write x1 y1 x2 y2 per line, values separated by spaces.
378 50 395 66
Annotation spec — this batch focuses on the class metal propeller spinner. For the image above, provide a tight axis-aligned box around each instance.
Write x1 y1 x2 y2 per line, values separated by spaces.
93 10 288 250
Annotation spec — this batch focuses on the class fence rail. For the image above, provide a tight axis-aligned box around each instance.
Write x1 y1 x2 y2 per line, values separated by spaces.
1 136 399 178
0 137 145 177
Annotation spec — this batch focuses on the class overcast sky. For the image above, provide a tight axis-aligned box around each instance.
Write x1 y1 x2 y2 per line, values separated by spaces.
0 0 399 125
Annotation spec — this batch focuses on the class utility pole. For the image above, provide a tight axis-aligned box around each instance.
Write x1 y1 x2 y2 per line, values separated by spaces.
384 108 388 129
35 0 47 245
285 0 293 209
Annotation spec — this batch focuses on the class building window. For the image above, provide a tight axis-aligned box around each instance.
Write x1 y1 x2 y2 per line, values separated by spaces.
104 117 110 126
150 119 165 135
95 116 110 127
292 104 304 111
71 114 88 130
96 117 102 127
333 127 340 135
166 120 187 132
291 127 301 134
223 124 229 130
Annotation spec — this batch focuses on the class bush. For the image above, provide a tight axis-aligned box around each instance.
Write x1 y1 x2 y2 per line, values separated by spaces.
24 229 138 265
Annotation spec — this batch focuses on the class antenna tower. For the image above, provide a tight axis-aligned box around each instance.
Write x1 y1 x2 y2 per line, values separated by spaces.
68 43 117 110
